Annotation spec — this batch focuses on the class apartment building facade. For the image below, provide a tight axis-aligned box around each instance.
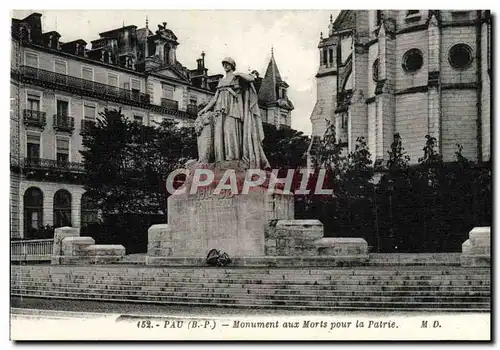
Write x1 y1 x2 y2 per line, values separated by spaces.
10 12 294 239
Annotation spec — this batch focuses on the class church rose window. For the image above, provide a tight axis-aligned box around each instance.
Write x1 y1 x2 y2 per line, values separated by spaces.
448 43 474 70
402 48 423 73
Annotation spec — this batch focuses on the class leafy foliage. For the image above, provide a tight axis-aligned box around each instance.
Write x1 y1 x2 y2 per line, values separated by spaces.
308 129 491 253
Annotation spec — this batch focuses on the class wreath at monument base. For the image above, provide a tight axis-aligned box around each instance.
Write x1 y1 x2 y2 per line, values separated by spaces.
206 248 232 267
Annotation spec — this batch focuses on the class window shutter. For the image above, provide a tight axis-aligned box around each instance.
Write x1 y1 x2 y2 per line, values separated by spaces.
26 53 38 67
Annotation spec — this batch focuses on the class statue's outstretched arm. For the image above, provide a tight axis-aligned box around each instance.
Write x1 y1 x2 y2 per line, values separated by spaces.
198 90 219 116
234 72 255 82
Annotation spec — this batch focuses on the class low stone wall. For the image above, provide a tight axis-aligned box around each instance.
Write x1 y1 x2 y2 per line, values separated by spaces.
264 219 369 265
51 227 125 265
461 227 491 267
265 219 323 256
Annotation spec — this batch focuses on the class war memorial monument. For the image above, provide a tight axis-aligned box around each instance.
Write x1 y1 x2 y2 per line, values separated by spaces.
10 10 491 341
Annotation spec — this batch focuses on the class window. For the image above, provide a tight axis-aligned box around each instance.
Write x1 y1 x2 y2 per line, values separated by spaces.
448 44 474 70
131 79 141 101
131 79 141 92
54 60 66 74
406 10 420 16
134 115 143 124
26 134 40 162
322 48 328 66
24 187 43 237
162 84 174 99
56 138 69 165
372 58 380 81
82 67 93 81
84 104 96 121
81 193 98 232
328 48 333 66
27 94 40 111
53 190 72 228
108 73 118 87
402 48 424 73
56 100 69 117
25 52 38 67
189 96 197 106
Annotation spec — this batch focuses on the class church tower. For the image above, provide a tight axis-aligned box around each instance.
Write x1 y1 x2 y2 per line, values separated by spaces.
257 49 294 129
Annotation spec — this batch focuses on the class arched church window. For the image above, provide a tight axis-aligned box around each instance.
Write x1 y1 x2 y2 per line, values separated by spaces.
402 48 424 73
372 58 380 81
53 189 72 228
448 43 474 70
24 187 43 238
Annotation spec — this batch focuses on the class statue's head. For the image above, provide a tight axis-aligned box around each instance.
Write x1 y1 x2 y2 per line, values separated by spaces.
222 57 236 72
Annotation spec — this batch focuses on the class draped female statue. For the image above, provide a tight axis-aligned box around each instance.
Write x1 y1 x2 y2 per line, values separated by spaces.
195 57 270 169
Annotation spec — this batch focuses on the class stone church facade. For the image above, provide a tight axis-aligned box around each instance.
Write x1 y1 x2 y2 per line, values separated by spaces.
309 10 491 165
10 12 293 239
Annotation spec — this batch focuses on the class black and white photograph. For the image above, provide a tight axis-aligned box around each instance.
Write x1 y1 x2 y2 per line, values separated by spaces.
7 8 492 341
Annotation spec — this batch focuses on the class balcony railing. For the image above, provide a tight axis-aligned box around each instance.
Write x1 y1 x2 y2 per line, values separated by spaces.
161 98 179 110
22 157 85 173
186 104 198 116
20 66 150 106
11 238 54 262
23 109 46 128
53 115 75 132
80 119 96 134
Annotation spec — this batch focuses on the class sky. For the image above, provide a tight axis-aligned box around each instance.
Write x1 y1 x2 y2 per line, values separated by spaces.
12 9 340 135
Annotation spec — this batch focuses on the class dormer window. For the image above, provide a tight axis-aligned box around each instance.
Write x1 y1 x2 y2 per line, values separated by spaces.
20 26 31 42
76 44 85 56
50 36 59 50
280 88 287 99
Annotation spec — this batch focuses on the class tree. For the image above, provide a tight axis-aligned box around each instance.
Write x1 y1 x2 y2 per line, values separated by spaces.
262 123 311 170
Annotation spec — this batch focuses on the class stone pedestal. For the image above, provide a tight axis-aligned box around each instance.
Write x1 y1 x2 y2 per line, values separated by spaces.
51 226 126 265
461 227 491 267
149 187 294 258
51 227 80 265
265 220 323 256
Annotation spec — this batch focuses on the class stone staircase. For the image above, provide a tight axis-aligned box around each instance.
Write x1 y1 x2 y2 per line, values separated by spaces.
11 265 490 312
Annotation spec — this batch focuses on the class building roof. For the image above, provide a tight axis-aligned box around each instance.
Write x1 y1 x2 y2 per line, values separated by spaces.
258 52 284 103
136 27 153 43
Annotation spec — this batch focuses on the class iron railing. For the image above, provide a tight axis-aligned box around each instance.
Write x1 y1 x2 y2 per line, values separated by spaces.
11 238 54 262
22 157 85 173
19 66 150 105
53 115 75 132
80 119 95 134
161 98 179 110
23 109 46 128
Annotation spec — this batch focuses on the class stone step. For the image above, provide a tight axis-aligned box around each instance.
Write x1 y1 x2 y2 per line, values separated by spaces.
12 282 491 297
34 273 490 282
12 274 491 284
12 292 489 312
11 266 490 277
11 276 491 287
11 290 490 310
11 286 491 303
13 279 491 293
